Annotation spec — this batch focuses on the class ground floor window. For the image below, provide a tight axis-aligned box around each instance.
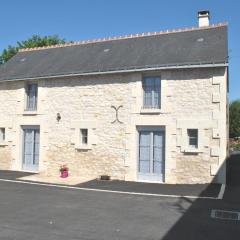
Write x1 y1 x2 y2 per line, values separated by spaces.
187 129 198 149
0 128 5 142
80 129 88 145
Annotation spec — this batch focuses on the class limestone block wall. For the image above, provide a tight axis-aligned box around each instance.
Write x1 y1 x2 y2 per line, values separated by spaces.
165 68 227 183
0 146 12 170
0 67 228 184
126 68 228 184
0 81 22 169
41 74 136 179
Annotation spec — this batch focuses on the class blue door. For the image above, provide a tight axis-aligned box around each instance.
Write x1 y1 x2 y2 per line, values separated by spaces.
22 128 40 171
138 130 165 182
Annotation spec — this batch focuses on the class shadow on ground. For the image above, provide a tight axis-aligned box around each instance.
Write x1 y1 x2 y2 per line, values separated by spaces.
0 170 221 198
0 155 240 239
160 153 240 240
0 170 36 179
77 179 220 198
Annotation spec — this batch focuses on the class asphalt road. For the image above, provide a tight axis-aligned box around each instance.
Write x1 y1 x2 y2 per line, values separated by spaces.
0 155 239 240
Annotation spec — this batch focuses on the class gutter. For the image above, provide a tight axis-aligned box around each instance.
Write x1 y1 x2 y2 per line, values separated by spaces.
0 62 228 82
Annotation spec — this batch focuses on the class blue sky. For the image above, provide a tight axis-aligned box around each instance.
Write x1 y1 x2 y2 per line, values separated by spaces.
0 0 239 100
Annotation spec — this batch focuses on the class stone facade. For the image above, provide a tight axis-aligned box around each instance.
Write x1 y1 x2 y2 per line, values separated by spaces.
0 67 228 184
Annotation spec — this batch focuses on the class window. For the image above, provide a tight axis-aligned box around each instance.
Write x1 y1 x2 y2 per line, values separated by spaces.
73 121 96 150
143 77 161 108
80 129 88 145
0 128 5 142
187 129 198 148
26 83 38 111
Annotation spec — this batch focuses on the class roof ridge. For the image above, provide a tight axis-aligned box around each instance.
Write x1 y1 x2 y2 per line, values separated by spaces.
19 22 228 53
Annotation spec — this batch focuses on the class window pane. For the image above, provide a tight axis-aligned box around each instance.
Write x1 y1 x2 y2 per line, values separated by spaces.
144 78 154 87
33 130 40 165
189 137 198 146
153 132 164 174
26 84 38 111
187 129 198 148
144 89 152 107
80 129 88 145
143 77 161 108
0 128 5 141
154 78 161 108
139 132 151 173
154 91 160 108
154 78 161 87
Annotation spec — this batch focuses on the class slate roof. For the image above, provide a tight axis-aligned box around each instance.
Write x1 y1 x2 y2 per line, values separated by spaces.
0 24 228 81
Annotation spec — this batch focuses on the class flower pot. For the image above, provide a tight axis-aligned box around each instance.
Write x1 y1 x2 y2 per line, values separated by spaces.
60 170 69 178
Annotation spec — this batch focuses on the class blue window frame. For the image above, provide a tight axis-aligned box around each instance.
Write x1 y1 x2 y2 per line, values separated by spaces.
143 77 161 108
26 83 38 111
138 128 165 182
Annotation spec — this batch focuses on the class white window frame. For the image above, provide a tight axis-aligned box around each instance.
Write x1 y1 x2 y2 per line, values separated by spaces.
0 127 8 146
187 129 198 149
71 121 97 150
176 120 210 153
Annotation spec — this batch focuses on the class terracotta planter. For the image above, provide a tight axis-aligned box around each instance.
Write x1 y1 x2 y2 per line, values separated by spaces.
60 170 69 178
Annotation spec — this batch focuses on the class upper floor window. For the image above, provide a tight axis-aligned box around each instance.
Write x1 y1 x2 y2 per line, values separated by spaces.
0 128 5 142
187 129 198 148
143 77 161 109
26 83 38 111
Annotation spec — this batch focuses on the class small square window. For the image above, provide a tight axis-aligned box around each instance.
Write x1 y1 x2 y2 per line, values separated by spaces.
187 129 198 148
0 128 5 142
80 129 88 145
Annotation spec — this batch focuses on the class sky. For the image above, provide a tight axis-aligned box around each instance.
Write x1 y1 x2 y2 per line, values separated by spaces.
0 0 239 101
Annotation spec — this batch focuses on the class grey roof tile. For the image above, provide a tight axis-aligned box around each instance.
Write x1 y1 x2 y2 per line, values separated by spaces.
0 25 228 81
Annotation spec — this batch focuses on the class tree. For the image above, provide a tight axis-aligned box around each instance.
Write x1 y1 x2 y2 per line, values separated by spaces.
229 100 240 138
0 35 66 64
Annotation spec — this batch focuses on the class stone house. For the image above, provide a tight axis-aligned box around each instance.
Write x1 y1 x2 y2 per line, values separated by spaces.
0 11 228 184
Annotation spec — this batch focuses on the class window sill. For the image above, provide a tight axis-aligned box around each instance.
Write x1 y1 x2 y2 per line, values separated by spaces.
75 145 92 150
183 148 203 153
0 142 8 146
22 111 38 116
140 108 161 114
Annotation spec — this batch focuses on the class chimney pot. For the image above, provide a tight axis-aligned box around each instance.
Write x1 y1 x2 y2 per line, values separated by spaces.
198 10 210 27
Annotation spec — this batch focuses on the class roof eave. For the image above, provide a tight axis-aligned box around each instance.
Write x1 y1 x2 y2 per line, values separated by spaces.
0 62 228 82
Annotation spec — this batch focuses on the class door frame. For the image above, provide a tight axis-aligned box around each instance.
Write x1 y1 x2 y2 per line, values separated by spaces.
21 125 40 172
136 126 165 183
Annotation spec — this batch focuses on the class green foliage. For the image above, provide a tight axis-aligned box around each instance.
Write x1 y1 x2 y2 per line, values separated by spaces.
234 143 240 151
0 35 65 64
0 46 18 64
229 100 240 138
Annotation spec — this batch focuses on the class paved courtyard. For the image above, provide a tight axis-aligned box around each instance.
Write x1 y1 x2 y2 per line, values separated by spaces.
0 154 239 240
